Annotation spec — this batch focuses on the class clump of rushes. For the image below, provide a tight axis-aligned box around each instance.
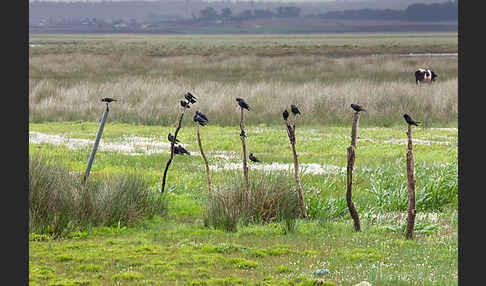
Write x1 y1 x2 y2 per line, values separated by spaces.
29 154 167 238
204 173 300 233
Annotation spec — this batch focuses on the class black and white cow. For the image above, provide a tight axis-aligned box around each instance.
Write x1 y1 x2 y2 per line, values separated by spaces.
414 68 438 85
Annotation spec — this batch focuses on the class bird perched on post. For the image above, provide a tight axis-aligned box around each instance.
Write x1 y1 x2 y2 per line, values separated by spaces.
403 114 420 126
168 132 180 144
195 110 208 122
174 145 190 155
290 104 301 116
193 111 208 126
236 97 251 111
184 92 197 104
282 109 289 121
249 153 261 163
101 97 118 103
180 100 190 108
350 104 366 112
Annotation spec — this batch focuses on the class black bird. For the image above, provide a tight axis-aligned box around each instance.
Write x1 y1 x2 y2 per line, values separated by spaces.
174 145 190 155
282 109 289 121
403 114 420 126
240 130 246 137
180 100 190 108
249 153 261 163
236 97 251 111
101 97 118 103
350 104 366 112
290 104 301 116
193 112 208 126
184 92 197 104
195 110 209 122
168 132 180 144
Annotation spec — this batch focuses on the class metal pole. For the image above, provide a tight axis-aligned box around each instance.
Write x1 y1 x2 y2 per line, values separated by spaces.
83 103 110 184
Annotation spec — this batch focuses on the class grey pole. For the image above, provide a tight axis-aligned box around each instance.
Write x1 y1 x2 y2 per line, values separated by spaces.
83 103 110 184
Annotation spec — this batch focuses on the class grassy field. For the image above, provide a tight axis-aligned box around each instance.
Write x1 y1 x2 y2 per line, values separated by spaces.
29 33 458 57
29 33 458 127
29 121 457 285
29 33 458 285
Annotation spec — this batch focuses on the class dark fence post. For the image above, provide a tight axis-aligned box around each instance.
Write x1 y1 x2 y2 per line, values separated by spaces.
346 111 361 232
83 103 110 184
285 116 308 219
405 124 417 239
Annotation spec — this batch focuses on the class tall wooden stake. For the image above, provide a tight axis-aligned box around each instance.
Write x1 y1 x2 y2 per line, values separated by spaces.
405 124 417 239
285 117 308 218
346 111 361 232
83 103 110 184
196 124 212 201
239 108 249 192
161 106 188 193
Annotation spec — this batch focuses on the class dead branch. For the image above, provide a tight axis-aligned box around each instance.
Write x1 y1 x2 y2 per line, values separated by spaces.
239 107 249 192
160 105 188 193
405 124 417 239
196 124 212 201
285 118 308 219
346 110 362 231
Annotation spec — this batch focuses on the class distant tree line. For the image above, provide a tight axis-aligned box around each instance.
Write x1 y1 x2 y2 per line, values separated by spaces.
197 5 301 22
320 0 458 21
194 1 457 22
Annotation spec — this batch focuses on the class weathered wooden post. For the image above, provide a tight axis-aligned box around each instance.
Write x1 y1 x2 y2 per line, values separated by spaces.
405 124 417 239
236 98 250 192
194 111 212 201
161 93 195 193
83 102 110 184
403 113 419 240
346 104 365 232
284 107 307 219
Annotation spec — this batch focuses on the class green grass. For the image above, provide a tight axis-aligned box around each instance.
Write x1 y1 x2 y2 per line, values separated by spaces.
29 33 457 285
29 154 169 237
29 121 457 285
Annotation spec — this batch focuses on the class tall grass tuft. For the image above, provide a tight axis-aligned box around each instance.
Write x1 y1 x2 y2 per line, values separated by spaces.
29 155 168 237
203 173 301 233
360 159 458 213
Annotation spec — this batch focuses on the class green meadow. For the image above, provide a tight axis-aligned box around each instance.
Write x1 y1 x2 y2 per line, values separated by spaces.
29 33 458 285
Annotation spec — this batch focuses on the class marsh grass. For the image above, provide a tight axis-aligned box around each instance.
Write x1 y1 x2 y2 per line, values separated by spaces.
204 173 301 233
30 42 457 127
359 160 457 213
28 123 458 285
29 154 168 237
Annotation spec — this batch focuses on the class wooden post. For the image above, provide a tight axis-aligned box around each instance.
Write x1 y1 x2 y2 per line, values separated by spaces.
405 124 417 239
196 124 212 201
83 103 109 184
285 117 308 218
161 106 188 193
239 108 249 192
346 111 361 232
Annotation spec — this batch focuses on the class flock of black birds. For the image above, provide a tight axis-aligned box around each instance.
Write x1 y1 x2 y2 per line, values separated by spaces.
194 110 209 126
282 104 301 121
101 93 421 163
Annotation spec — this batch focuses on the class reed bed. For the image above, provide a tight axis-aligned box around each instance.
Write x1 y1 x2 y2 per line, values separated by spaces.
29 72 457 126
29 35 457 126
